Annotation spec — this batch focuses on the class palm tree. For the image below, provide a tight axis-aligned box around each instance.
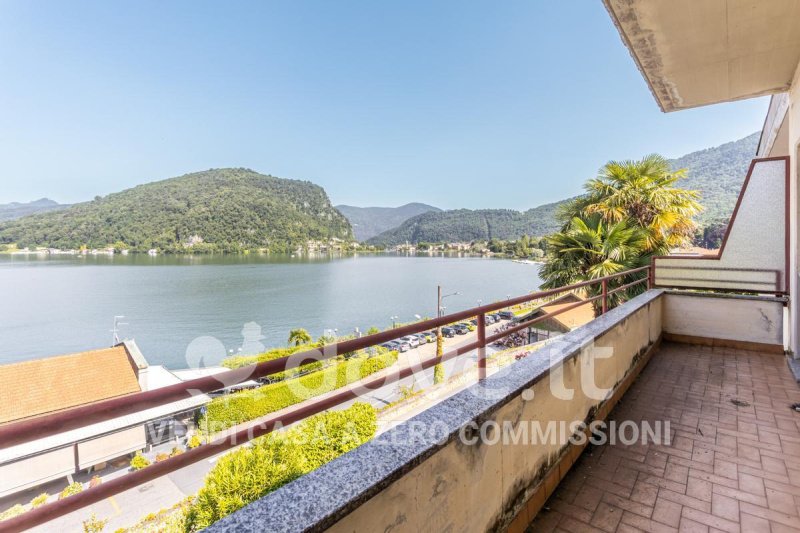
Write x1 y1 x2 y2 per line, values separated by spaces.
287 328 312 347
561 154 702 254
540 215 650 313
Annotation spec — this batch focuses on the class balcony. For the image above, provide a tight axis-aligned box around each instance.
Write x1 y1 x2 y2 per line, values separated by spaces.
529 340 800 533
188 289 795 533
0 150 796 532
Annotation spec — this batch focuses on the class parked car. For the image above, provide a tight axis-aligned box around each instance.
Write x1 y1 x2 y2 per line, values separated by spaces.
401 335 420 348
422 331 436 343
469 319 478 326
484 315 497 325
396 341 411 352
380 341 399 351
441 327 456 338
414 333 428 345
454 324 469 335
499 311 515 320
489 313 502 322
464 322 476 332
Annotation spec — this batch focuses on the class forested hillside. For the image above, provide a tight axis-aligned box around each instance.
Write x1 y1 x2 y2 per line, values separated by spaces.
335 203 440 241
368 133 759 245
0 169 352 252
367 200 568 246
669 132 759 225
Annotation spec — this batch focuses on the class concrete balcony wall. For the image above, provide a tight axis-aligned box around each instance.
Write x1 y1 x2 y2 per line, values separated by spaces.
662 292 786 352
207 290 664 533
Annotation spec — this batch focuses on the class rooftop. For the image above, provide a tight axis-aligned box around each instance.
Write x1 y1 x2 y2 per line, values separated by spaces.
0 345 141 425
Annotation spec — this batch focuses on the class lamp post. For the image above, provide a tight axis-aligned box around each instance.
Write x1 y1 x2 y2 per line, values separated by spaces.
435 286 460 384
390 316 398 329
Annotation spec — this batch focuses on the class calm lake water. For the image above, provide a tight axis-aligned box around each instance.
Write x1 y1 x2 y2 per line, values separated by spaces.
0 254 542 369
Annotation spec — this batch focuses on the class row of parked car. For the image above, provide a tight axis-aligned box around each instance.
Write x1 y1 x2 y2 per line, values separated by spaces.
379 311 515 353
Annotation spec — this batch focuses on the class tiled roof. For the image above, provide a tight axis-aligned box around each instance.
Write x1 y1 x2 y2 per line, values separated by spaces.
0 346 141 425
540 301 596 330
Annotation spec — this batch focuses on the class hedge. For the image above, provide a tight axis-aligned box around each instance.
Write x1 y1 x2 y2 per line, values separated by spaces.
183 402 376 532
201 351 396 433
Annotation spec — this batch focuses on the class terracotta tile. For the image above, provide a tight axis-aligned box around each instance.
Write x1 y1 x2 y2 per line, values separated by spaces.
738 512 770 532
589 501 623 533
630 480 659 506
677 516 709 532
653 497 683 527
738 472 765 496
710 493 738 521
528 344 800 532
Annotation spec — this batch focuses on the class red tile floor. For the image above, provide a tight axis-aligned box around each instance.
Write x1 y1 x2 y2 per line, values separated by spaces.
530 342 800 532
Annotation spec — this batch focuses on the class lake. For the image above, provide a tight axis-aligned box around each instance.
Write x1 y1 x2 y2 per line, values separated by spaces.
0 254 542 369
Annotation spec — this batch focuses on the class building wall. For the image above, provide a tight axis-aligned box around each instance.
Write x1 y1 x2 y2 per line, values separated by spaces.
0 446 74 498
77 425 146 470
662 293 784 349
790 60 800 357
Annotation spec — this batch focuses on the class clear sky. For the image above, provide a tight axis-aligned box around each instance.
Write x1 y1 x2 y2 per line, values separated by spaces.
0 1 769 210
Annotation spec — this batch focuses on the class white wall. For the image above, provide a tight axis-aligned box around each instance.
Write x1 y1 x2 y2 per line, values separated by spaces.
662 293 784 347
654 158 787 293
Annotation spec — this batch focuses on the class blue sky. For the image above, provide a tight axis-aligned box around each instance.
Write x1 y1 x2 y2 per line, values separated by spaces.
0 1 769 210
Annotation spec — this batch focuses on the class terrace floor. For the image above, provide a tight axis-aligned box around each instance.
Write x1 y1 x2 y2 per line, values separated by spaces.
529 341 800 533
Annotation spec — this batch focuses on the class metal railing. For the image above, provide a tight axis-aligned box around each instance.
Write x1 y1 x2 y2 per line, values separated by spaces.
651 256 786 295
0 266 651 532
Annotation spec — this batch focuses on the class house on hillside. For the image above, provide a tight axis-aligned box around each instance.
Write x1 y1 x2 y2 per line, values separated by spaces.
0 341 211 498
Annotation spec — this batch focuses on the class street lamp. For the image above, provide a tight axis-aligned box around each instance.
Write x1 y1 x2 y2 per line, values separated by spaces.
390 316 398 328
477 299 482 307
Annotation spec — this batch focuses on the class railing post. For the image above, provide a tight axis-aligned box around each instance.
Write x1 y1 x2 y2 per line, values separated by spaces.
649 257 655 289
477 313 486 380
601 279 608 315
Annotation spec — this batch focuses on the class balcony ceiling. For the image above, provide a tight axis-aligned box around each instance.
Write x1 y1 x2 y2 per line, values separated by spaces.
603 0 800 111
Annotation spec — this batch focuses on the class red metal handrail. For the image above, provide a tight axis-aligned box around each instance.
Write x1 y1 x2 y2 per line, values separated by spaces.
0 266 650 533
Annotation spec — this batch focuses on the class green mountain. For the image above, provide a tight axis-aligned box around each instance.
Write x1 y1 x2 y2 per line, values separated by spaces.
368 132 759 246
669 131 760 225
0 198 69 222
367 200 570 246
335 203 441 241
0 168 352 252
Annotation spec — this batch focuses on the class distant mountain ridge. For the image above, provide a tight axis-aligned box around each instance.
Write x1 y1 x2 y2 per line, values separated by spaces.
0 198 69 222
367 200 570 246
0 168 351 252
335 203 441 241
368 132 759 245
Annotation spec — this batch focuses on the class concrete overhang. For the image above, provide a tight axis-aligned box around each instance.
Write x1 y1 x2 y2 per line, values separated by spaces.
603 0 800 112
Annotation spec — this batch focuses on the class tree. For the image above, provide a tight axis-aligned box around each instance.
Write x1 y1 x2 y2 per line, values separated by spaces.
540 215 650 313
287 328 312 347
561 154 701 254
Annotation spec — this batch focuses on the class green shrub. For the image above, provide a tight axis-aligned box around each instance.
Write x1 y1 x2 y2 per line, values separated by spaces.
186 435 202 449
170 446 184 457
30 492 49 508
155 453 170 463
201 351 396 433
183 403 376 532
59 482 84 500
221 343 315 370
0 504 25 522
130 452 151 471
